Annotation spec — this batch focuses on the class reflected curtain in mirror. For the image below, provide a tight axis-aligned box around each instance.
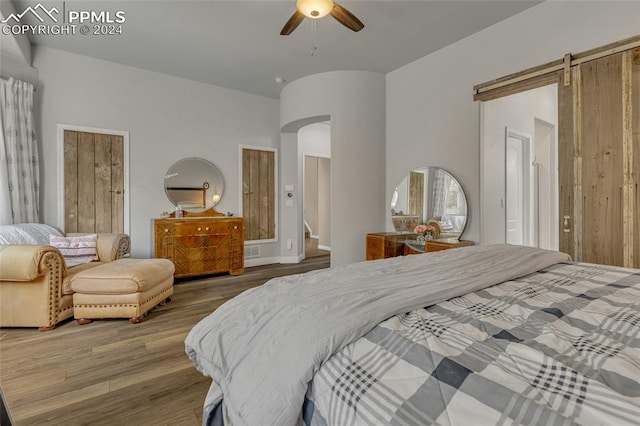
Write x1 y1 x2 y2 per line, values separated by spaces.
408 171 424 220
391 167 468 238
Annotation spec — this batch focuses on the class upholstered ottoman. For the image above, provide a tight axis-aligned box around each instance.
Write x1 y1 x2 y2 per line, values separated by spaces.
70 258 174 324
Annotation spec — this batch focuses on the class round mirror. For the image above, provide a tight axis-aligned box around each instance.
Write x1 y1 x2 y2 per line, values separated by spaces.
164 158 224 211
391 167 467 238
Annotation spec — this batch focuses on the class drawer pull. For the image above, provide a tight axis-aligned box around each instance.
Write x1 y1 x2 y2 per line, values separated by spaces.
234 226 238 230
205 227 210 231
197 227 202 231
164 228 169 232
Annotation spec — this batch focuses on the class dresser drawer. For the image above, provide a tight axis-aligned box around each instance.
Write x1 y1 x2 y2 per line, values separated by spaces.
153 216 244 278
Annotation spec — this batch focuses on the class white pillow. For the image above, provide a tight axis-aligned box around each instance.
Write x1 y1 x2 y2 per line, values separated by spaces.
0 223 63 245
49 234 99 267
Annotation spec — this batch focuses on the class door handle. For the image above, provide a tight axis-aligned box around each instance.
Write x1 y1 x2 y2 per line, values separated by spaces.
563 215 571 233
109 190 124 194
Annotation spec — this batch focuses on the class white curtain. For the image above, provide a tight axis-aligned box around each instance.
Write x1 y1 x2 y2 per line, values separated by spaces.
431 169 451 220
0 78 39 225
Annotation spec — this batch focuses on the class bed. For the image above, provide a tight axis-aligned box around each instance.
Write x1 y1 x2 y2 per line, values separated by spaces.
185 245 640 426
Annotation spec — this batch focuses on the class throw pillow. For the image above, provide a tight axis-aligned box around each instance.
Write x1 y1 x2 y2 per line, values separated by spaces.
49 234 99 267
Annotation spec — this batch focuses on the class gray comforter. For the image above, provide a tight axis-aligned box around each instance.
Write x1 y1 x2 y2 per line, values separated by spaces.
185 244 570 425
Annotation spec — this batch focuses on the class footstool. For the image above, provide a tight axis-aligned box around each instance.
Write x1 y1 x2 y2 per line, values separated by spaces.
70 258 175 324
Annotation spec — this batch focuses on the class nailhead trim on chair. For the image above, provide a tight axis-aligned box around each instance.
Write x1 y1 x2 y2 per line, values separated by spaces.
117 236 131 259
39 234 129 329
73 287 173 309
41 251 64 328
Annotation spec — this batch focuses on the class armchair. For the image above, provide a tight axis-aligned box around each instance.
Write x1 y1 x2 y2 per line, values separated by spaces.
0 232 130 331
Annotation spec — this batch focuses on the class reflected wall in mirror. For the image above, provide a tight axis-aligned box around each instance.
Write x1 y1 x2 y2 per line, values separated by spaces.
164 157 224 211
391 167 467 238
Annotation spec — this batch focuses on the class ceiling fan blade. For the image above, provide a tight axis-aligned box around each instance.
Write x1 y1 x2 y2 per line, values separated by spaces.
280 10 305 35
330 2 364 32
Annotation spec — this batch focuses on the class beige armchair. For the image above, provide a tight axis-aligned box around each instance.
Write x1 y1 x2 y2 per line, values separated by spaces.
0 233 130 331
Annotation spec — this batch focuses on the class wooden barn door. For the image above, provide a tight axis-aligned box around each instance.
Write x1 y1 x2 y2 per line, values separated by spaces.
242 147 276 241
64 130 125 233
558 48 639 267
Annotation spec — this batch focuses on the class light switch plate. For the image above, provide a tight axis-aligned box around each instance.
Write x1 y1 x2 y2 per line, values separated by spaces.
285 199 294 207
285 184 295 191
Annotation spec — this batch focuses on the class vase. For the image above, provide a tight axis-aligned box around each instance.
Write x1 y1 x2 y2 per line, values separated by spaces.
416 234 425 244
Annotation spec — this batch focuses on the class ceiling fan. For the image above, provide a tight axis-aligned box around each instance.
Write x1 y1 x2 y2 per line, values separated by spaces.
280 0 364 36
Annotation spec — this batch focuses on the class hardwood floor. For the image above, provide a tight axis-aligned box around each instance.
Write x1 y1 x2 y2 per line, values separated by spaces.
305 236 330 258
0 256 329 425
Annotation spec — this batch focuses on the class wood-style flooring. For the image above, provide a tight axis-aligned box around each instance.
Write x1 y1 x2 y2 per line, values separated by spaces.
305 236 330 259
0 256 329 425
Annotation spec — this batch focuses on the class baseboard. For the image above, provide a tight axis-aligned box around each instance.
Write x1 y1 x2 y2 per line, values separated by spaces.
318 245 331 251
244 252 309 267
280 253 305 264
244 257 280 268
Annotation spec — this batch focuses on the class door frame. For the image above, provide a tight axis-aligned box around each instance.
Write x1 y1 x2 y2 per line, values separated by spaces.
504 127 533 246
302 153 331 255
56 124 130 234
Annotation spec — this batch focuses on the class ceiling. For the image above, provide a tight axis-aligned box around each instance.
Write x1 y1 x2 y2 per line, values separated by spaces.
11 0 540 98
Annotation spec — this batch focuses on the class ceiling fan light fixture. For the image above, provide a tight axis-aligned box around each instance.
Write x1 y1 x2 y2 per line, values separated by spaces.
296 0 334 19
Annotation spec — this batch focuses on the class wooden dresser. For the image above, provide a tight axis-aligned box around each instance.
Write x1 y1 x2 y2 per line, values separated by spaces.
153 216 244 278
367 232 474 260
366 232 416 260
404 238 474 255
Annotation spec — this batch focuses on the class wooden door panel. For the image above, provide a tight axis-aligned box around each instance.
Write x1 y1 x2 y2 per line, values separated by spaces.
557 69 574 259
580 54 624 266
242 148 275 241
64 130 124 234
633 49 640 268
64 130 79 233
111 136 125 233
559 50 637 267
95 134 112 233
77 132 96 233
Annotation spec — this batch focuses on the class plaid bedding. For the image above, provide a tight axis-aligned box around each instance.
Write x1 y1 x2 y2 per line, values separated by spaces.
304 262 640 426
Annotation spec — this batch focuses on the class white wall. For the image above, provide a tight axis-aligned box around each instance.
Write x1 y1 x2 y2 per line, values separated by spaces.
32 46 280 258
0 1 31 64
281 71 386 266
386 0 640 244
482 85 557 247
299 123 331 158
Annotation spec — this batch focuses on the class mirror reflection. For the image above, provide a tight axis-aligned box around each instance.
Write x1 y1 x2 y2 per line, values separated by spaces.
164 158 224 211
391 167 467 238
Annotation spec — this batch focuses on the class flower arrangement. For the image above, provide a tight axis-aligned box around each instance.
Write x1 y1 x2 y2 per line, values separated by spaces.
414 224 437 236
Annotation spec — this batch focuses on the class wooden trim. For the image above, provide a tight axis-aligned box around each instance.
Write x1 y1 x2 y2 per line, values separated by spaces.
633 48 640 268
622 51 633 267
571 35 640 65
474 34 640 101
572 66 583 262
557 69 574 258
474 60 562 101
